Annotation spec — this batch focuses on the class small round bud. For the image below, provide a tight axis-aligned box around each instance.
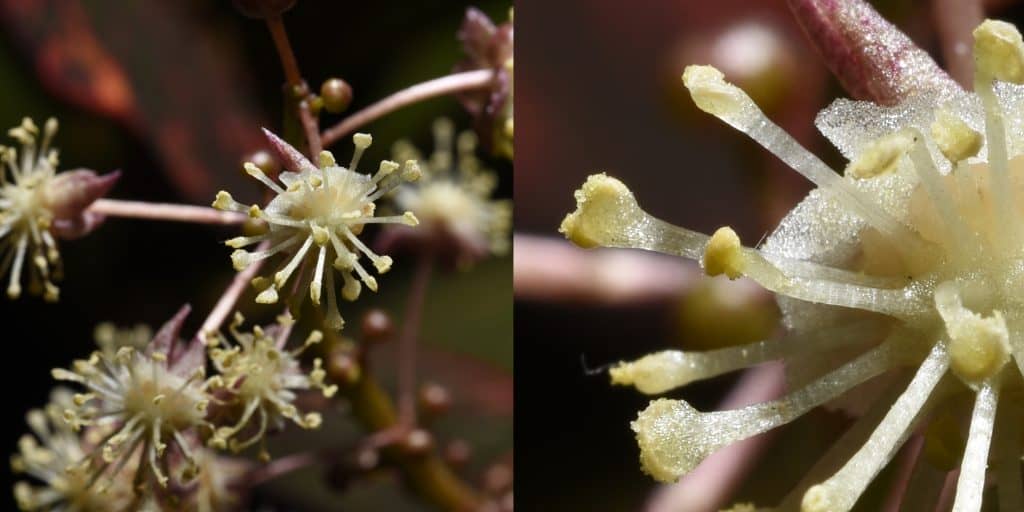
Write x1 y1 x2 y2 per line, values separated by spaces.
327 350 361 385
232 0 296 18
361 309 393 343
399 429 434 456
321 78 354 114
443 439 472 467
354 447 380 471
418 382 453 417
483 463 513 494
241 149 280 178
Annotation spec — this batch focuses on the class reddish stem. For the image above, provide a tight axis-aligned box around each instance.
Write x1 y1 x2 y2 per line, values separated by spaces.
397 251 435 427
265 14 323 158
88 199 247 225
197 240 270 343
320 70 495 147
265 15 303 89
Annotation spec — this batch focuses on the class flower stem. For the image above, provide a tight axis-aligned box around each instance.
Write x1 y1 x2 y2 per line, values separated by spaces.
265 14 323 158
320 70 495 147
88 199 247 225
318 308 482 511
197 241 270 343
265 15 303 89
397 251 435 427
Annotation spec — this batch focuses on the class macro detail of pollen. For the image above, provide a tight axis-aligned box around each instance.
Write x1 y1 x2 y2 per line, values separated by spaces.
561 17 1024 512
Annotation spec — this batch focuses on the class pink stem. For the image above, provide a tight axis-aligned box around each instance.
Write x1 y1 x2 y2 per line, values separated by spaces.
197 241 270 343
247 450 318 486
933 0 984 88
514 234 702 305
646 363 787 512
397 252 435 427
320 70 495 147
88 198 247 225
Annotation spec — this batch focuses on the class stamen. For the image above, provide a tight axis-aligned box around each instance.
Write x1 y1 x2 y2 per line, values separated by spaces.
7 233 27 298
244 162 286 195
905 129 973 259
681 65 930 255
951 382 1000 512
350 133 373 172
632 336 906 482
801 341 949 512
972 20 1024 250
342 227 392 273
323 266 344 329
611 321 880 394
310 245 327 305
341 269 361 300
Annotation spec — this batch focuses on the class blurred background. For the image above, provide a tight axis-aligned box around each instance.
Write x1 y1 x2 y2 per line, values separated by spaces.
0 1 510 510
516 0 1024 510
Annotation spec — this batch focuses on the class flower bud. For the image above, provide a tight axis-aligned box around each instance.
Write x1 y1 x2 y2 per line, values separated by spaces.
320 78 353 114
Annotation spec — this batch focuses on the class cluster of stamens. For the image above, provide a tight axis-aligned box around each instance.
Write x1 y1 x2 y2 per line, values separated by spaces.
562 18 1024 512
392 118 511 257
206 313 336 459
214 132 420 330
0 118 62 302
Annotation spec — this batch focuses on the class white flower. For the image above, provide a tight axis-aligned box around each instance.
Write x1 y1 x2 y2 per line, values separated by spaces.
391 118 511 260
206 313 336 458
562 19 1024 512
214 130 420 330
51 308 213 488
11 388 133 511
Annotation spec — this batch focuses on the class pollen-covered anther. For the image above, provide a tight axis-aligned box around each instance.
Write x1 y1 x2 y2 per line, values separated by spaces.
844 130 914 179
559 173 644 249
682 65 754 118
930 109 983 163
703 227 745 279
973 19 1024 83
934 282 1010 384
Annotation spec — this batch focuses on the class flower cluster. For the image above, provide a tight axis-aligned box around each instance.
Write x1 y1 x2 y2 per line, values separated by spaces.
206 312 335 458
456 7 514 158
390 118 511 263
214 130 420 330
13 306 333 509
0 118 117 302
562 17 1024 512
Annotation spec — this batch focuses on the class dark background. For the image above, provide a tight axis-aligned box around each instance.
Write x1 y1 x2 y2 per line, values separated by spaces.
1 1 511 511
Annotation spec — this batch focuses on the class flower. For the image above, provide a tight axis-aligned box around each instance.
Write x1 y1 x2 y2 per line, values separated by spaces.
50 306 212 488
455 7 514 158
11 388 133 511
0 117 118 302
561 17 1024 512
388 118 511 264
213 129 420 330
206 312 336 458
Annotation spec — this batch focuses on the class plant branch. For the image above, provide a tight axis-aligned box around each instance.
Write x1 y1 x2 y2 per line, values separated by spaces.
397 252 435 427
265 15 303 89
320 70 495 147
265 14 323 158
88 199 247 225
318 308 482 511
196 241 270 343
